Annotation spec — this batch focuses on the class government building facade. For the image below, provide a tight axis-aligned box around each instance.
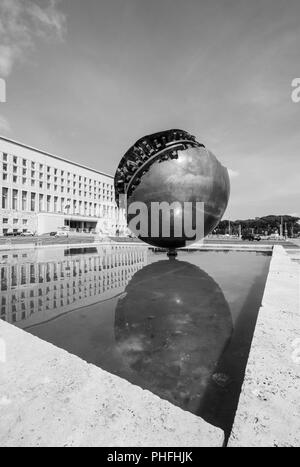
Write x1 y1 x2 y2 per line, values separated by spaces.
0 136 126 237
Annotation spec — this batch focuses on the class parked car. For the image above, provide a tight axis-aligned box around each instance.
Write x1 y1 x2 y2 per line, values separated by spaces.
55 231 69 238
49 232 57 237
21 230 35 237
4 231 14 237
242 233 261 242
4 230 22 237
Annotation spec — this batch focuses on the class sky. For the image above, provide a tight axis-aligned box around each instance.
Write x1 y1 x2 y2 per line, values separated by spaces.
0 0 299 220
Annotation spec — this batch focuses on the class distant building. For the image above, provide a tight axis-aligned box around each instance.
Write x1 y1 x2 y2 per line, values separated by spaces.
0 136 126 236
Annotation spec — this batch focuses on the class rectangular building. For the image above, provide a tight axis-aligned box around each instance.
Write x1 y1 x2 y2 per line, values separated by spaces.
0 136 126 236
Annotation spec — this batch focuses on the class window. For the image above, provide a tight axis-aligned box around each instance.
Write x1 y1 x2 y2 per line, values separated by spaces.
31 162 35 169
23 219 28 225
3 163 7 171
39 182 43 189
3 218 8 224
12 190 18 210
13 219 18 225
13 176 17 183
54 197 58 213
22 159 26 166
3 153 8 161
2 188 8 209
13 156 17 164
47 195 51 212
13 166 17 174
3 174 7 181
31 193 36 212
39 194 44 211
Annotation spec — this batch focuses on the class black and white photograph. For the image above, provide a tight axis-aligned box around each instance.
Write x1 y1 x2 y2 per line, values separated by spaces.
0 0 299 451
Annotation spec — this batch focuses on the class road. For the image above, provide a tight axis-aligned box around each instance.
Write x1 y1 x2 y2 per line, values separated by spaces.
0 236 298 249
0 235 96 247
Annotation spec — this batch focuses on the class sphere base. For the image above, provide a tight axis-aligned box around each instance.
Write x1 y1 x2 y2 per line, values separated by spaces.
167 249 178 259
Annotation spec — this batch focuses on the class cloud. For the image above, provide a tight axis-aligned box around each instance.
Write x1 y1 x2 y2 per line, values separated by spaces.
0 0 66 77
0 115 11 133
228 169 240 179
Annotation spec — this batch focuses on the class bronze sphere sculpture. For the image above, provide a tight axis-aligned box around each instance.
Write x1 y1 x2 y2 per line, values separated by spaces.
115 129 230 250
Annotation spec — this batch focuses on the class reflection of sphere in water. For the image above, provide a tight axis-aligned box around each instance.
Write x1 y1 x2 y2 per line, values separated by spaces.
115 260 232 414
114 130 230 249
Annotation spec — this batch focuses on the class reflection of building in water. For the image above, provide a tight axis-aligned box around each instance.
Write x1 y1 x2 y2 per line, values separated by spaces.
0 246 148 328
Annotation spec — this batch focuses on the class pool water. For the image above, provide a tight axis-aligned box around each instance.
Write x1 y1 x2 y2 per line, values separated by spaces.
0 245 271 438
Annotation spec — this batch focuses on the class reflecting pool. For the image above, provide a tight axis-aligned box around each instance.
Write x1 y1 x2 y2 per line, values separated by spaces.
0 245 271 437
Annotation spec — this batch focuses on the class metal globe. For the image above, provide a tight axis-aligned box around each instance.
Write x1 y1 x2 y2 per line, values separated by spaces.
115 129 230 249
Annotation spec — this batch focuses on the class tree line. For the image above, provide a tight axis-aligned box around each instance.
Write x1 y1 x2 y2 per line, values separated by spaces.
215 215 300 237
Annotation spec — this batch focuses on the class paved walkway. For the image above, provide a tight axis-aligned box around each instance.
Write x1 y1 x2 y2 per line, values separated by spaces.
0 320 223 447
228 246 300 447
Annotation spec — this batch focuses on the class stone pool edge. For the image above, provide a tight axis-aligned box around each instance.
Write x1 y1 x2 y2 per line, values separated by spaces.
0 319 224 447
228 245 300 447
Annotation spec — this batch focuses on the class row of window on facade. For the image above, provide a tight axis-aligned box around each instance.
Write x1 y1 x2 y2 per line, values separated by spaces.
1 187 117 218
1 152 114 201
0 272 137 324
0 257 144 292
